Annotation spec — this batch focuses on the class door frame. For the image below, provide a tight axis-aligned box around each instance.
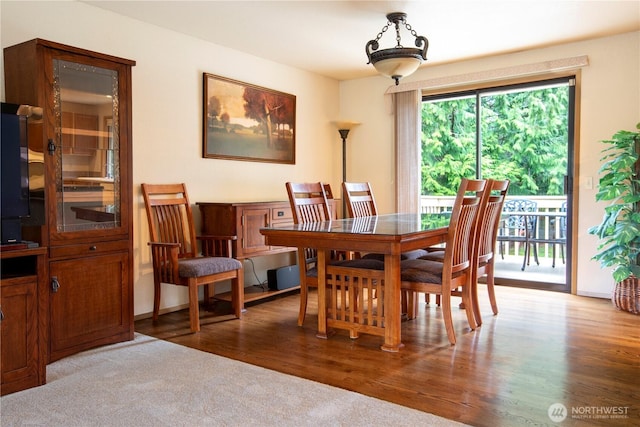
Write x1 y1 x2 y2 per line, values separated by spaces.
420 73 579 293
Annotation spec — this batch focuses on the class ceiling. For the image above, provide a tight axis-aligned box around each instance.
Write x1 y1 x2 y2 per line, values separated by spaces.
84 1 640 81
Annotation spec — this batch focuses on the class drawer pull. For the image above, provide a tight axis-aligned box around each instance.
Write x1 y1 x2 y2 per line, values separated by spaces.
89 245 97 251
277 211 285 217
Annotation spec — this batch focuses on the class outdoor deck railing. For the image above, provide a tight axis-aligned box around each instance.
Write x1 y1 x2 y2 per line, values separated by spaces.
421 195 566 262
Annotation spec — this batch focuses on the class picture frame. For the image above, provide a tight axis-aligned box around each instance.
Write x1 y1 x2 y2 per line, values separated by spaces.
203 73 296 164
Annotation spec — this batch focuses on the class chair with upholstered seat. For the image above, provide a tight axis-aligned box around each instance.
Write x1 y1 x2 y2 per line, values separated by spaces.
469 179 510 325
400 178 487 344
286 182 333 326
142 183 244 332
421 179 509 326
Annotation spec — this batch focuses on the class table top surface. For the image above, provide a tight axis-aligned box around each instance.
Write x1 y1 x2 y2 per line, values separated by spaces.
261 213 451 236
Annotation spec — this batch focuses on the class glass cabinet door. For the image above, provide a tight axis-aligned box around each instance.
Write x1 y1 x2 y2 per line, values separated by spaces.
52 59 120 233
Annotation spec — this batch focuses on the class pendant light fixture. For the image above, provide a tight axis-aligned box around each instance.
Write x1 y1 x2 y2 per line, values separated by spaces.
365 12 429 85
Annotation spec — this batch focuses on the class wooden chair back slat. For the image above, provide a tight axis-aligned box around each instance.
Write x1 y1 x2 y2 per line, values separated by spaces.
343 182 378 218
476 180 510 265
444 179 486 275
143 183 197 259
286 182 331 224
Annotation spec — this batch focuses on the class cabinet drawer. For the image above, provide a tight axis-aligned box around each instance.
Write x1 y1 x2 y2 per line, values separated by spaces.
271 206 293 223
49 240 129 259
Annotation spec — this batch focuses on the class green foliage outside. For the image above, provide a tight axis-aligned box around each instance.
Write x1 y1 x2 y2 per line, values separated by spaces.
421 85 569 196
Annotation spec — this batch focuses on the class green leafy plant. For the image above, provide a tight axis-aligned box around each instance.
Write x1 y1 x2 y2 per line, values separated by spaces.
588 123 640 283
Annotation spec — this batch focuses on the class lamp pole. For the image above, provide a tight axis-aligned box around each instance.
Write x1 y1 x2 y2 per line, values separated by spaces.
332 121 360 218
338 128 350 218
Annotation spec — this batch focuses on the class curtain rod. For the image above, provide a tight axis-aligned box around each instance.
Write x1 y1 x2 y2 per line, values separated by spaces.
385 55 589 94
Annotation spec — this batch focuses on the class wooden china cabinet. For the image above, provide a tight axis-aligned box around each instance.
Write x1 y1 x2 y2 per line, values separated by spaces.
3 39 135 362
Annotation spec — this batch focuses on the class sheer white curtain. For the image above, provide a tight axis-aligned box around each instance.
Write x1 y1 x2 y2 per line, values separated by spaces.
394 90 421 213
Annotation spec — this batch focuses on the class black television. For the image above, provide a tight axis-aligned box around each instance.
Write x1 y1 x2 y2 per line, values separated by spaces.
1 102 30 244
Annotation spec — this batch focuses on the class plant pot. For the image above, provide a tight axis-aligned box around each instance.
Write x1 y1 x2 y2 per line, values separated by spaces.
612 276 640 314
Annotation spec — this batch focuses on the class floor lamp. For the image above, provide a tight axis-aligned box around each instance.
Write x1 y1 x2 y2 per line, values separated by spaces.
332 121 360 218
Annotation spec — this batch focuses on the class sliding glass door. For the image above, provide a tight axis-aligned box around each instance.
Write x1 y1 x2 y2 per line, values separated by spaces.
421 77 574 291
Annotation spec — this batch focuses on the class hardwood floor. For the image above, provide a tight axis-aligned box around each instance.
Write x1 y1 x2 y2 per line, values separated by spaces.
136 285 639 427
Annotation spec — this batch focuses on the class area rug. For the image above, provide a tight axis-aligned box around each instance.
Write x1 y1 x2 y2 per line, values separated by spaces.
1 333 466 426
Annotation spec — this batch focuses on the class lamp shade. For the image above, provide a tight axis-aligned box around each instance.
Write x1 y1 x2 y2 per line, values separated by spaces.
370 50 423 81
332 121 361 131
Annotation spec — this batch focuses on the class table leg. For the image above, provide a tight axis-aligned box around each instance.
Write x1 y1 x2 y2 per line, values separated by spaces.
381 253 403 352
316 248 329 339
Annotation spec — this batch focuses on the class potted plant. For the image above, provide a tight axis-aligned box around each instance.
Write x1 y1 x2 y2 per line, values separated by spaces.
588 123 640 314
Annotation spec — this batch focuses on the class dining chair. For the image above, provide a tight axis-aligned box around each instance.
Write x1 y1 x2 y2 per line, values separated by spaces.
323 183 334 200
342 182 376 260
469 179 510 325
400 178 487 344
419 179 510 326
285 182 334 326
342 182 378 217
141 183 244 332
497 198 539 271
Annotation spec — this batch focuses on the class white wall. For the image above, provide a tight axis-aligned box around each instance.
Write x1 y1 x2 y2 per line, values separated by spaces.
1 1 342 316
340 31 640 298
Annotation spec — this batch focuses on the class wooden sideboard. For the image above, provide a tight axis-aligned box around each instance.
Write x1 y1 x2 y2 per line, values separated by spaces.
198 201 295 260
197 200 339 303
0 246 48 395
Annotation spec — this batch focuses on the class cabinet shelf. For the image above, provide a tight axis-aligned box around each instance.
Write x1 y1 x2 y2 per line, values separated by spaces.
61 127 111 138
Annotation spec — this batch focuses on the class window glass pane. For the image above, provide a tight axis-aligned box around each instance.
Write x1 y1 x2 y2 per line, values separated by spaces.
421 81 569 197
421 94 477 197
480 84 569 196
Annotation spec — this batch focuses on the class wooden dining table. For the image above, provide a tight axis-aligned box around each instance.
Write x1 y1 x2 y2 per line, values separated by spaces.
260 213 449 352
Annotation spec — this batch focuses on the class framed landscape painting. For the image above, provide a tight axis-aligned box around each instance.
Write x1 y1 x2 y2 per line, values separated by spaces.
203 73 296 164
